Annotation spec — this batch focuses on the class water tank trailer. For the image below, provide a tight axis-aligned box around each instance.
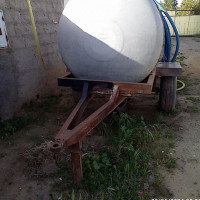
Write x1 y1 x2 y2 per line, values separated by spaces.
51 0 182 184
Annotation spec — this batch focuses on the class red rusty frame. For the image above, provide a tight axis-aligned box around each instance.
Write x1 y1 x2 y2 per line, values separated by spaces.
51 68 156 184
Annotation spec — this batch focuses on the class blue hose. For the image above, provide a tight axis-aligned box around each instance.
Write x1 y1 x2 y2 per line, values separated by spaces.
163 11 180 62
161 13 171 62
153 0 180 62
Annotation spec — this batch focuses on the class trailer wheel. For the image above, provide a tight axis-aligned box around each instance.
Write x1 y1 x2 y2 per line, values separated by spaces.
159 76 177 112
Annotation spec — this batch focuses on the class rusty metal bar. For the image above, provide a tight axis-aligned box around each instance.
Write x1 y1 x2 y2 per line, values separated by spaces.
51 69 156 150
51 85 126 184
51 85 126 148
57 68 156 96
51 68 159 184
51 83 91 152
69 142 83 184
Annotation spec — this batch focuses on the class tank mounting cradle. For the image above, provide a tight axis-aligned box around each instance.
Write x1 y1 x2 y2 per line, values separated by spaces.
51 62 182 185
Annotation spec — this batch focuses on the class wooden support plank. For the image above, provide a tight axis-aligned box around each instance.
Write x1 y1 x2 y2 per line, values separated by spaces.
156 62 182 77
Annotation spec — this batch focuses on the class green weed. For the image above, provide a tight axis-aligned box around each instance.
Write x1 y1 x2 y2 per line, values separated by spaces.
188 105 199 113
170 108 181 116
186 97 200 103
38 95 61 112
177 76 193 95
165 130 177 140
152 113 163 124
176 54 187 67
0 117 32 139
187 158 198 163
165 158 176 169
52 113 175 199
179 76 192 87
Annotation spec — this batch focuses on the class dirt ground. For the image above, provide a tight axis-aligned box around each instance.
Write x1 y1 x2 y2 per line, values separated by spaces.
0 37 200 200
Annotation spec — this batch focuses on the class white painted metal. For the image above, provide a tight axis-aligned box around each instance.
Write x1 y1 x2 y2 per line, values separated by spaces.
0 10 9 48
58 0 164 82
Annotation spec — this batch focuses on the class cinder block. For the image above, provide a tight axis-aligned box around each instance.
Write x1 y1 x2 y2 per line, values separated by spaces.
0 0 66 120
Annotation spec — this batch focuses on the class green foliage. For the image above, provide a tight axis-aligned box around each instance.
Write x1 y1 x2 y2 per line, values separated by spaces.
152 113 163 124
161 0 178 10
177 75 192 95
178 0 200 16
0 117 32 139
52 113 177 199
53 114 168 199
176 54 187 67
165 130 177 139
165 158 177 169
81 114 156 199
188 105 199 113
186 96 200 103
38 95 61 112
186 97 200 113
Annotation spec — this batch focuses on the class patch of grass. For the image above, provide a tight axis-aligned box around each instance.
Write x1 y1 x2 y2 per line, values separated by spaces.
177 76 193 95
27 186 33 194
151 143 170 166
186 97 200 103
51 113 176 199
193 78 200 86
176 54 187 67
188 105 199 113
27 135 44 145
38 95 61 112
164 108 181 117
165 130 177 140
0 117 32 139
187 158 198 163
152 113 163 124
170 108 181 116
179 76 192 87
168 141 175 148
165 158 176 169
177 55 186 62
0 152 7 158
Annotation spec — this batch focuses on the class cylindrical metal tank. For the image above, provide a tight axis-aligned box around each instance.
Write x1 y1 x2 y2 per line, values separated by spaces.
58 0 164 82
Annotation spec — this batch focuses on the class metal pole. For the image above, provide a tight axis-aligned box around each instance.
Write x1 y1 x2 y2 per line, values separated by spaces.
69 142 83 184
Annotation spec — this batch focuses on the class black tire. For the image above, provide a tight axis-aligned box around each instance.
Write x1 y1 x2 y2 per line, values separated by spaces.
159 76 177 112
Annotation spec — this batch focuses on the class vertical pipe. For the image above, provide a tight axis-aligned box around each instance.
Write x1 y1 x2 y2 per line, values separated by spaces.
69 142 83 184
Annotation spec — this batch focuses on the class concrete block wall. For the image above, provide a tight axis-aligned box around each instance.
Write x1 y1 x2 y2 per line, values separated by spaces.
0 0 67 120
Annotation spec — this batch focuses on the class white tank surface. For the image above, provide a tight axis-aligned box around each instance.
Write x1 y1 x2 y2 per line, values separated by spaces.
58 0 164 83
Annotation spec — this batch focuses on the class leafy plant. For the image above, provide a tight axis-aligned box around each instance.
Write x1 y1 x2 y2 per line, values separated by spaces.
0 117 32 139
52 113 176 199
38 95 61 112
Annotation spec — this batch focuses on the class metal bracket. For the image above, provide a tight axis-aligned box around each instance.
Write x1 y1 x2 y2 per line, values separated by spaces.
51 68 158 184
